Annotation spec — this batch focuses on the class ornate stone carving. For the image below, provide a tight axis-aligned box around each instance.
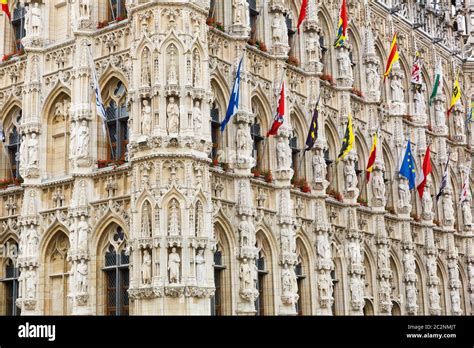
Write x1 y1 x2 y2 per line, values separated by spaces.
167 97 180 135
168 247 181 284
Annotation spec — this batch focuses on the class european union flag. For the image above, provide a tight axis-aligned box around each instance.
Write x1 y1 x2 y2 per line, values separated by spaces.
221 57 243 132
399 140 416 189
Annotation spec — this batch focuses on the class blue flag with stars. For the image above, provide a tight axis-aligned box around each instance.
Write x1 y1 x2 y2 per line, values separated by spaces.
399 140 416 189
221 57 243 132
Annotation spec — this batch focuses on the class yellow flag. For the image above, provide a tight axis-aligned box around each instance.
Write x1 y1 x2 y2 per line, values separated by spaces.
337 113 354 161
448 76 461 116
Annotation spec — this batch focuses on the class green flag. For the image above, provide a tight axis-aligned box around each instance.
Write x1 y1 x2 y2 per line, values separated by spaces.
429 60 442 105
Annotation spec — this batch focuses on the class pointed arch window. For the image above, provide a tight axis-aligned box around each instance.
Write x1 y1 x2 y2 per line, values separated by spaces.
210 101 222 161
211 247 225 316
11 3 26 51
294 260 305 315
108 0 127 21
248 0 260 41
103 226 129 316
250 117 264 172
255 251 268 315
7 123 20 180
1 258 20 315
105 81 129 161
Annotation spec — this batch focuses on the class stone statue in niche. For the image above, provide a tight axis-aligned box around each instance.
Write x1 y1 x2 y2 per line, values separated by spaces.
142 203 152 237
141 49 151 87
272 12 284 45
167 97 180 135
53 99 69 123
434 102 445 126
372 169 385 200
76 259 88 293
306 32 320 63
403 250 416 274
366 65 380 97
312 148 326 181
281 264 297 301
336 48 352 78
236 123 250 155
462 200 472 227
318 271 332 300
141 249 152 285
406 285 417 309
25 265 37 299
239 257 252 292
426 257 437 278
413 86 426 116
421 188 433 219
193 100 202 135
448 261 459 281
19 228 28 256
79 0 92 19
346 238 362 265
343 157 357 191
192 50 201 87
377 247 389 269
168 247 180 284
167 45 178 85
390 78 404 102
398 178 410 210
20 135 28 169
25 3 42 37
316 231 331 260
454 111 464 137
429 286 440 309
239 216 254 248
76 121 89 158
26 224 38 257
232 0 248 26
276 137 290 169
141 99 152 136
28 133 39 167
77 215 89 252
168 199 180 236
456 14 466 33
195 249 205 284
451 290 461 313
350 276 364 305
443 194 455 223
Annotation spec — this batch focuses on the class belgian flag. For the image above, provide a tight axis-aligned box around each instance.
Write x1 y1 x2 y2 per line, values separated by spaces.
337 112 354 161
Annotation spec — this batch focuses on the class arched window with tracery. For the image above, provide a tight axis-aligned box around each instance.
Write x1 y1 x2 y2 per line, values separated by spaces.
255 231 274 315
1 253 20 315
102 80 129 162
101 225 129 316
47 93 71 178
295 238 311 315
211 224 232 315
1 108 21 181
44 232 71 315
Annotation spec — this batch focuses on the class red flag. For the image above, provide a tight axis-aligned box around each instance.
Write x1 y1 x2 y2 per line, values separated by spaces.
383 33 399 81
1 0 11 21
297 0 309 34
417 146 432 198
366 132 377 182
267 82 285 137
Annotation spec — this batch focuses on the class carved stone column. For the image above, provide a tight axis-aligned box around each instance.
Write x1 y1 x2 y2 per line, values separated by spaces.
401 221 418 315
269 1 289 57
447 234 462 315
67 179 93 315
346 208 365 315
375 215 392 315
425 228 441 315
335 44 353 88
303 1 322 73
16 188 41 315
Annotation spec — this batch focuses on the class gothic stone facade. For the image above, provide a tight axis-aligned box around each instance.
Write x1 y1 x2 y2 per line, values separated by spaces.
0 0 473 316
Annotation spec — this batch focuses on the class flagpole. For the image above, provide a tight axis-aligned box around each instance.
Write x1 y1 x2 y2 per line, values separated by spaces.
87 44 115 160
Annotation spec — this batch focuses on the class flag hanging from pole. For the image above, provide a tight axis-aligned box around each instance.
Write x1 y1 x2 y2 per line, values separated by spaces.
399 140 416 190
447 74 461 117
429 60 443 105
416 146 432 198
366 131 377 182
296 0 308 34
88 46 107 125
337 112 354 161
267 81 285 137
334 0 348 48
410 51 422 87
383 33 399 81
436 153 450 201
221 57 243 132
304 97 320 151
1 0 11 21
